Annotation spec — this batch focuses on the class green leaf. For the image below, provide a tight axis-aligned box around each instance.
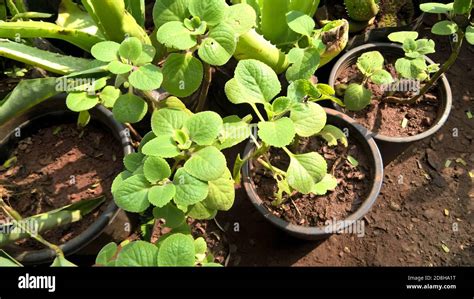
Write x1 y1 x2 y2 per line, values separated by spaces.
290 102 326 137
187 202 217 220
185 111 223 146
144 156 171 183
189 0 227 26
111 171 133 195
119 37 143 61
198 23 236 66
153 0 190 28
203 169 235 211
112 94 148 124
115 175 151 213
287 152 327 194
312 174 338 195
139 132 157 153
124 153 145 172
129 64 163 91
286 10 315 36
162 53 203 97
151 108 190 136
356 51 384 76
108 61 133 75
157 233 195 266
225 59 281 105
184 146 227 181
371 69 394 85
287 79 321 102
141 136 181 158
153 204 185 228
157 21 197 50
388 31 419 44
347 155 359 167
116 241 159 267
194 237 207 257
66 92 99 112
217 116 252 150
272 96 293 115
395 57 426 80
77 110 91 127
173 168 209 207
149 184 176 208
99 86 121 108
319 125 348 147
466 26 474 45
95 243 118 266
225 3 257 35
432 21 459 35
420 2 453 14
91 41 120 62
415 39 436 55
134 45 157 66
344 83 372 111
51 256 77 267
286 48 320 82
258 117 296 148
453 0 472 14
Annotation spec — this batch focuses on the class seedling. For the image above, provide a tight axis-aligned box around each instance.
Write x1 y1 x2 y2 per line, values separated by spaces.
226 59 348 206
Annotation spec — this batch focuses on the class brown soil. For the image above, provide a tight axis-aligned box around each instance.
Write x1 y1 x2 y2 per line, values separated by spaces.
0 123 123 250
250 135 372 227
213 26 473 266
336 62 440 137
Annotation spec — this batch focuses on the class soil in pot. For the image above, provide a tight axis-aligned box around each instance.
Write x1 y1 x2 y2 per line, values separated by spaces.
251 134 372 227
0 122 123 250
336 62 441 137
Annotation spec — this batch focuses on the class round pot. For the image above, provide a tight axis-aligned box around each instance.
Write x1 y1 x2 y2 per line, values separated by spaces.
241 108 384 240
0 95 133 265
328 43 452 165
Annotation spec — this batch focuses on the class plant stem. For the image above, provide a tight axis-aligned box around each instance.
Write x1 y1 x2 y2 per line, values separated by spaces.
250 103 266 122
125 123 142 142
195 63 212 112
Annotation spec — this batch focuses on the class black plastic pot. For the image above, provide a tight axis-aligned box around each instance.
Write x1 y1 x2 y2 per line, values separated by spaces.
241 108 384 240
0 95 133 265
328 43 452 165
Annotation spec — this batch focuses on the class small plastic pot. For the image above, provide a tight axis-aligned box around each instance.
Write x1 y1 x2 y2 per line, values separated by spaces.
241 108 384 240
0 95 133 265
328 43 452 165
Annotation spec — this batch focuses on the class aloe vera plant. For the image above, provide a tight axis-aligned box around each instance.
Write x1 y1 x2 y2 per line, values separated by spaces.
225 59 347 205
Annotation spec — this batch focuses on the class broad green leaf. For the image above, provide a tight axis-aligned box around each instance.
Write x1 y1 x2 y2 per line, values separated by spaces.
184 147 227 181
157 233 195 266
287 152 327 194
153 204 185 228
415 39 435 55
371 70 394 85
286 10 315 36
287 79 321 102
141 136 181 158
115 241 159 267
420 2 453 14
77 110 91 127
466 26 474 45
453 0 472 14
153 0 190 28
108 61 133 75
258 117 295 148
216 116 252 150
111 171 133 195
185 111 223 145
395 57 426 80
129 64 163 91
356 51 384 76
124 152 145 172
156 21 197 50
225 59 281 105
95 243 118 266
57 0 104 37
194 237 207 258
173 168 209 207
91 41 120 62
112 94 148 124
134 44 157 66
99 86 121 108
319 125 348 147
162 53 203 97
144 156 171 183
198 23 236 66
388 31 419 44
203 169 235 211
225 3 257 35
139 132 157 153
272 96 293 114
149 184 176 208
151 108 189 136
51 256 77 267
119 37 143 61
115 175 151 213
432 21 459 35
290 102 326 137
344 83 372 111
286 48 320 82
187 202 217 220
312 174 338 195
66 92 99 112
189 0 227 26
124 0 146 27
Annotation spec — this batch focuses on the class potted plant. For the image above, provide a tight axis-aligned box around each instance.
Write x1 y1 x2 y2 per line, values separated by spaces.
224 59 383 239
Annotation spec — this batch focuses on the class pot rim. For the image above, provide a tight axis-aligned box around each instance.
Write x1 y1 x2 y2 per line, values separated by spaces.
0 96 133 264
328 42 453 144
241 108 384 238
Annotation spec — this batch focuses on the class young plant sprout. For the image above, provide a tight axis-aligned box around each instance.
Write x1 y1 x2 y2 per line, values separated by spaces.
226 59 348 205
